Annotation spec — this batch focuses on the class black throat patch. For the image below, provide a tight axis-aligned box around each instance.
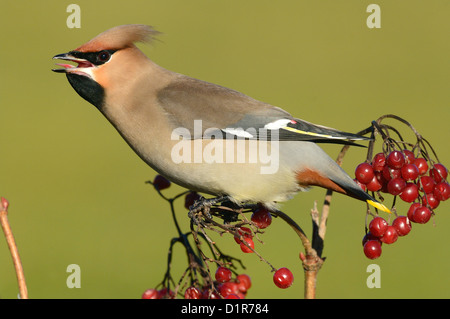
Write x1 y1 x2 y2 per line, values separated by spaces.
66 73 105 110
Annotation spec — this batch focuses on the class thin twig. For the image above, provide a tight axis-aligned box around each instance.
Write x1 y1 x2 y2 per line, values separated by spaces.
0 197 28 299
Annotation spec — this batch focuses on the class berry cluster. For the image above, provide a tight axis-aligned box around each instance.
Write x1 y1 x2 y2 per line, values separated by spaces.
145 177 295 298
141 268 252 299
232 206 272 253
355 150 449 259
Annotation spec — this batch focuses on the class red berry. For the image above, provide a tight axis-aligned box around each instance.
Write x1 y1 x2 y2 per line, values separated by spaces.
362 232 382 247
368 217 389 237
372 153 386 172
240 237 255 253
363 240 382 259
251 207 272 229
184 287 202 299
402 150 415 164
215 266 232 283
412 206 432 224
434 182 450 201
366 175 382 192
392 216 412 236
387 151 406 169
414 158 429 175
225 294 240 299
157 288 175 299
430 163 448 183
380 226 398 244
387 178 406 196
407 202 422 222
233 227 253 244
273 268 294 289
355 163 375 184
184 191 201 209
218 282 239 298
399 183 419 202
142 288 159 299
153 175 171 191
401 164 419 181
422 192 440 209
202 289 221 299
418 176 436 193
382 166 402 181
236 274 252 292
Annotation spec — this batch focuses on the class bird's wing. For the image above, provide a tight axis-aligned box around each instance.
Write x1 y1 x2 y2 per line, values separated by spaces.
157 75 369 145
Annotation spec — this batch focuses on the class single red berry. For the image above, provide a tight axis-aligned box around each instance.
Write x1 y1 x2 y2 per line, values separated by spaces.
153 175 171 191
418 176 436 193
273 267 294 289
215 266 232 283
375 172 389 193
184 191 201 209
225 294 240 299
233 226 253 244
387 151 406 169
236 274 252 292
372 153 386 172
157 287 175 299
368 217 389 237
142 288 159 299
362 232 382 247
401 164 419 181
355 163 375 184
366 175 382 192
380 226 398 244
402 150 415 164
407 202 422 222
218 282 239 298
412 206 432 224
184 286 202 299
387 178 406 196
434 182 450 201
363 240 382 259
382 166 402 181
202 289 221 299
240 237 255 253
251 207 272 229
399 183 419 202
422 192 440 209
392 216 412 236
430 163 448 183
414 158 429 175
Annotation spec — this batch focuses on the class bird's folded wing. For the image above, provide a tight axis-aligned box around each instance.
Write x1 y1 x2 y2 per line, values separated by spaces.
157 75 370 145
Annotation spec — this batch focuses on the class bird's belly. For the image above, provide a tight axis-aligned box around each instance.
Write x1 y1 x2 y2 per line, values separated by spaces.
147 139 302 205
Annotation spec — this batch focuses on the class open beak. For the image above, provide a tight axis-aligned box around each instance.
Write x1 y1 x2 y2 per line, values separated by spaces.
52 53 95 78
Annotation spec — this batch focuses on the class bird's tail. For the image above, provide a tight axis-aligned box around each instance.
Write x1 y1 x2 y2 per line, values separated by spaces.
334 178 391 213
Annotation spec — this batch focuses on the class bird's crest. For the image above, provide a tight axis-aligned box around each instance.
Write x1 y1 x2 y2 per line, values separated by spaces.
75 24 160 52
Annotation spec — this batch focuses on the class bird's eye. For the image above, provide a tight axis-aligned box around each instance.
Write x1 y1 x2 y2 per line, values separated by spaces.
97 51 111 63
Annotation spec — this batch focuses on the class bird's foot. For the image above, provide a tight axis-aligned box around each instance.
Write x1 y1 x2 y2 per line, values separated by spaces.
188 195 231 219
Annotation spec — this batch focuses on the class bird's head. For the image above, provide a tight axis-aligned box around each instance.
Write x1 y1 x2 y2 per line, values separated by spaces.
52 24 159 109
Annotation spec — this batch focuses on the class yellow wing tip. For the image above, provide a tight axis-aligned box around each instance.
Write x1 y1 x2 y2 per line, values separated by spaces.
367 200 391 214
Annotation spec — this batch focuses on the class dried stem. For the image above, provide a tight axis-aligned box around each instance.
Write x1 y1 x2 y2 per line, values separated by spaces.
0 197 28 299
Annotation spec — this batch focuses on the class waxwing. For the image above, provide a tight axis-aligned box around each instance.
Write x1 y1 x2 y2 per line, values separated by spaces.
53 24 389 213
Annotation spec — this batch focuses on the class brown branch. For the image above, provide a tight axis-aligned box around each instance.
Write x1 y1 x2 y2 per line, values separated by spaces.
0 197 28 299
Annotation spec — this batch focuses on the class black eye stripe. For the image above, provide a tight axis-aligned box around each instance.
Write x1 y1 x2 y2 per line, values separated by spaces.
70 50 116 65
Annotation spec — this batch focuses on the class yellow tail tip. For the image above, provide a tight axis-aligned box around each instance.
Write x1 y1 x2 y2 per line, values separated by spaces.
367 200 391 214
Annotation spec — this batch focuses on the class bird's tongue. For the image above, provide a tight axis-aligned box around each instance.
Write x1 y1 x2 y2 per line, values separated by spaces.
55 63 74 69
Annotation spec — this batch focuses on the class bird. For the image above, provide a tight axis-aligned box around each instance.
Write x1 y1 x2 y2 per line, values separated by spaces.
52 24 390 213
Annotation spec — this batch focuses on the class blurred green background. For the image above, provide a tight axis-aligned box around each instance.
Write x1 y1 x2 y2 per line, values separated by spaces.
0 1 449 299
